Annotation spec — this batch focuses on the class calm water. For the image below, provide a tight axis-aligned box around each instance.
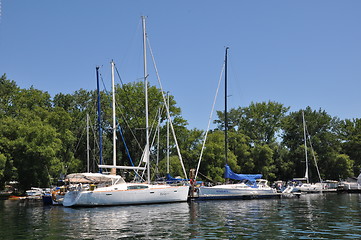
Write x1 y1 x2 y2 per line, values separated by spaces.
0 193 361 239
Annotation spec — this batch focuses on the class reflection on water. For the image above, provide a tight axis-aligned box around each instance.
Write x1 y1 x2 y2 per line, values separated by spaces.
60 203 192 239
1 194 361 239
189 194 361 239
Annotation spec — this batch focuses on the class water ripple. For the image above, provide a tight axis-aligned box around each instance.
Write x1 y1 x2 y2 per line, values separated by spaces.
1 194 361 239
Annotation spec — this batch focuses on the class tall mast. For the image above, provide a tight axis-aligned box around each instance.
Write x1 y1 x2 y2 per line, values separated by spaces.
302 110 309 183
142 16 151 183
156 108 161 175
166 92 170 174
96 66 103 173
86 113 90 173
111 60 117 175
224 47 229 166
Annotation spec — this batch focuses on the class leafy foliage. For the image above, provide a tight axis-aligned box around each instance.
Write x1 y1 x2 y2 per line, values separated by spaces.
1 74 361 191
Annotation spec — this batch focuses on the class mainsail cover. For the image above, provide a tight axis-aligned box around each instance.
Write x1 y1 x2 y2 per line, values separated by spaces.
224 164 262 182
166 174 189 182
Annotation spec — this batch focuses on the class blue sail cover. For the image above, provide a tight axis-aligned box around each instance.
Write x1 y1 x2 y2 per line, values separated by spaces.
165 174 189 182
224 164 262 182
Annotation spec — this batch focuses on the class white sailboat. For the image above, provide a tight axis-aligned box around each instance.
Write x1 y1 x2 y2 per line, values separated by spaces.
338 173 361 192
63 17 189 207
197 166 279 200
63 173 188 206
194 48 278 200
293 111 329 193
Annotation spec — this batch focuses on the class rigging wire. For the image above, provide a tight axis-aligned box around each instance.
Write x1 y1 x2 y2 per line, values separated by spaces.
118 20 142 69
97 65 145 178
112 62 165 180
304 119 323 183
99 70 108 94
149 106 166 163
147 37 188 180
115 63 166 151
100 78 137 167
195 62 225 180
114 63 166 181
114 63 143 150
71 101 100 173
133 101 165 181
74 119 86 154
198 172 217 184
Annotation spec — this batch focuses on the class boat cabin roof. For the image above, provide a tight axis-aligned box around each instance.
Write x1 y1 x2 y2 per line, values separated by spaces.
65 173 125 184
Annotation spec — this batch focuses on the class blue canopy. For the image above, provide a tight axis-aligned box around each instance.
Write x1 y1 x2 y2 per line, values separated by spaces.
224 164 262 182
165 174 189 182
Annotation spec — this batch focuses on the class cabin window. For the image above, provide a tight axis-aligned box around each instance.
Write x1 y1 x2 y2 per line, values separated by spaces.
127 185 149 190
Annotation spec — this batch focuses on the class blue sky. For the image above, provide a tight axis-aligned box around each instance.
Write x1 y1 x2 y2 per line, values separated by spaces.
1 1 360 130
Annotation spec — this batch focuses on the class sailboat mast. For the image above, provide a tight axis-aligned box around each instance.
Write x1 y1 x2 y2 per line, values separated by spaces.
111 60 117 174
96 66 103 173
86 113 90 173
224 47 229 166
167 92 170 174
156 108 162 175
142 16 151 183
302 110 309 183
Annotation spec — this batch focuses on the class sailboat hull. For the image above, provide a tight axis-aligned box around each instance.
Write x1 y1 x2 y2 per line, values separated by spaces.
195 184 280 200
63 184 189 207
296 182 337 193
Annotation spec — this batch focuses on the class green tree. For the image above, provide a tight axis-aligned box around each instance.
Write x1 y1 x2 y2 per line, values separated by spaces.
228 131 252 173
213 101 289 182
195 130 238 183
168 128 203 176
47 107 80 176
338 118 361 175
53 90 97 173
282 107 343 181
216 101 289 145
0 74 19 117
0 154 6 189
251 144 276 180
0 74 19 189
272 143 295 181
327 154 353 180
0 114 62 190
0 78 67 190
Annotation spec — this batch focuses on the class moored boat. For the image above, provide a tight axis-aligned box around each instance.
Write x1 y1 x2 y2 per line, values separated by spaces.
192 48 279 201
338 173 361 192
195 165 279 200
63 180 189 207
63 17 189 207
292 111 337 194
25 187 43 200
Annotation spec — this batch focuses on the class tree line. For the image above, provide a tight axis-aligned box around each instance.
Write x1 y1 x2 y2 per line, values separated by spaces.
1 74 360 191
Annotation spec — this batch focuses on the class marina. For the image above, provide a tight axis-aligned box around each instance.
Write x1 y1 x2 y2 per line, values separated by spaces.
1 2 361 239
5 173 359 205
